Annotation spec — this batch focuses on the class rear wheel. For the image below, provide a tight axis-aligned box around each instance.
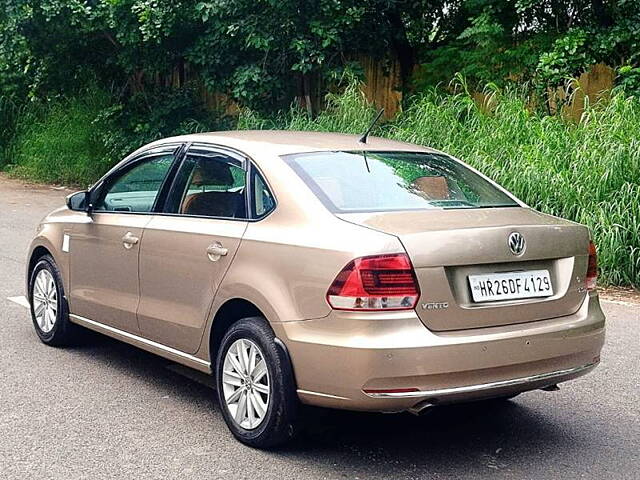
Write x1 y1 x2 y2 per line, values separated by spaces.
215 316 299 448
29 255 78 346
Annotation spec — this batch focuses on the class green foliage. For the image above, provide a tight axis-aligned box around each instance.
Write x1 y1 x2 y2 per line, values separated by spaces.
6 90 114 185
97 85 230 161
415 1 640 92
617 65 640 95
0 0 446 112
241 83 640 286
4 84 227 185
536 29 593 87
238 81 377 132
3 1 640 110
0 96 24 166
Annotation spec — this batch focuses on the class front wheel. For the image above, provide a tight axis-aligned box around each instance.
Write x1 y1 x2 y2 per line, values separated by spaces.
215 317 299 448
29 254 79 346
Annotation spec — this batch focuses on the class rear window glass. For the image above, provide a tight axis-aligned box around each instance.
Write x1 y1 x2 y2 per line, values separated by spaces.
283 151 518 213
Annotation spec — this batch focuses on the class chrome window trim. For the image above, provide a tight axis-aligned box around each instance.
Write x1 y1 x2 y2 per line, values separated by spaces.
86 140 278 222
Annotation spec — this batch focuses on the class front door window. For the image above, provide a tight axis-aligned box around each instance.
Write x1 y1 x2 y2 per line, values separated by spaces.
93 154 174 213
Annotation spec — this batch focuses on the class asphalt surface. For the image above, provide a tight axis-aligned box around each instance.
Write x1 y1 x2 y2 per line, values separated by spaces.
0 175 638 479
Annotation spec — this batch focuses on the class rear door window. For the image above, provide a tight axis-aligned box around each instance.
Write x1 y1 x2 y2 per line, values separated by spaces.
165 147 247 219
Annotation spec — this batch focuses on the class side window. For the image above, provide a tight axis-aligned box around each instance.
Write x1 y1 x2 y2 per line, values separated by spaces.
93 153 174 213
166 149 247 219
252 170 275 218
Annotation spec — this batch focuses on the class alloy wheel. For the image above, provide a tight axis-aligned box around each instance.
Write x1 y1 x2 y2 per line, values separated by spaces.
32 269 58 333
222 338 270 430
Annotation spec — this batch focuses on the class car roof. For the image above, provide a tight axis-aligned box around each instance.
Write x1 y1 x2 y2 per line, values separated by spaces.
149 130 438 158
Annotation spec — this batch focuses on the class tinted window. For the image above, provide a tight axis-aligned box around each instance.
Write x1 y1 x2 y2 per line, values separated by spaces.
284 151 518 212
252 170 275 218
93 154 174 213
166 149 247 219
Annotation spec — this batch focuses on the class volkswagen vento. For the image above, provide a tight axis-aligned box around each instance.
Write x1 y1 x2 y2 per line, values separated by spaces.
26 131 605 447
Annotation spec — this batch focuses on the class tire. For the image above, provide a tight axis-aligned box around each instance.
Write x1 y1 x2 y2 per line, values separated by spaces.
215 316 299 448
29 254 78 346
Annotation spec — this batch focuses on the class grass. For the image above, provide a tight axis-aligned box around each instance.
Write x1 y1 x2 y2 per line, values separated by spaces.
0 95 28 167
240 83 640 286
3 91 114 186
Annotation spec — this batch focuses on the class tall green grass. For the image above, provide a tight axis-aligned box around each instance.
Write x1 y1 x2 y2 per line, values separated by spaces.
0 96 28 167
240 83 640 286
2 86 228 186
5 91 114 186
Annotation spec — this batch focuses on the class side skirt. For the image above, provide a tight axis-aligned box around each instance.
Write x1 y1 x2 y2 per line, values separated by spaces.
69 314 211 374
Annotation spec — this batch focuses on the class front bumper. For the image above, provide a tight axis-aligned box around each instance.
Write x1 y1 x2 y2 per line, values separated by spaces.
274 293 605 412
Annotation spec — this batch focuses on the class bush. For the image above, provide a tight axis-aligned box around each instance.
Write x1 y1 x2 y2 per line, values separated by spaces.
241 83 640 287
98 86 233 163
5 90 114 186
238 82 378 133
4 85 230 186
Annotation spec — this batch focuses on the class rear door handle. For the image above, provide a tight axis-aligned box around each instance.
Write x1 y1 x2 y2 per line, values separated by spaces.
122 232 139 249
206 242 228 261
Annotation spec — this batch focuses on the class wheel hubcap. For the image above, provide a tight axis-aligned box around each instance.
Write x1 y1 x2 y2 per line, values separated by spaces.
32 269 58 333
222 339 270 430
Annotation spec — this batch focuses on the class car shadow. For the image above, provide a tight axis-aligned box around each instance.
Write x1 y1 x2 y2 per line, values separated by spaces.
68 330 589 475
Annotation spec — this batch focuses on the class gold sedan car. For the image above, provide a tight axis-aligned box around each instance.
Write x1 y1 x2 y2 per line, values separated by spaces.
26 131 605 447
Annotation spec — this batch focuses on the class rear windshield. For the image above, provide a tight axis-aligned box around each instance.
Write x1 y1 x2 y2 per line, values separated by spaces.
283 151 519 213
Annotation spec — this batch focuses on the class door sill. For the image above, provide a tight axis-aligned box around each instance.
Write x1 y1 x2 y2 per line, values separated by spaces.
69 314 211 373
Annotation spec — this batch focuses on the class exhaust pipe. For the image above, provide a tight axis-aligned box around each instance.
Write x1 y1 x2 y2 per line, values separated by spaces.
408 399 436 416
541 384 560 392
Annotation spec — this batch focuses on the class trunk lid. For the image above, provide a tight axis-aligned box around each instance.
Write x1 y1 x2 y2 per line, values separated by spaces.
338 207 590 331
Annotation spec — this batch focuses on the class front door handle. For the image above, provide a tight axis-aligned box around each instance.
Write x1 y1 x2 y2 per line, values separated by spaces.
122 232 139 250
206 242 228 261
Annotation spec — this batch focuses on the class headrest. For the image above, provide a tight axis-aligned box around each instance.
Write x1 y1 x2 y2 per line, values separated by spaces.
412 176 450 199
191 158 234 186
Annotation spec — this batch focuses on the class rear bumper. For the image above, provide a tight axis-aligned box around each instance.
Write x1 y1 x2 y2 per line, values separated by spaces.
275 293 605 412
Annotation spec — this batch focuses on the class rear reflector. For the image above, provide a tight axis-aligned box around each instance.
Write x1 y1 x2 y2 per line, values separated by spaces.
326 253 420 311
586 241 598 291
363 388 420 394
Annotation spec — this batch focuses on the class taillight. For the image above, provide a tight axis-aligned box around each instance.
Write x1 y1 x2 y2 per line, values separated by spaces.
586 241 598 291
326 253 420 311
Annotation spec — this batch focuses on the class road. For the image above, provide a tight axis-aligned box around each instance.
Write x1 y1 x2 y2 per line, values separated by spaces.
0 176 638 479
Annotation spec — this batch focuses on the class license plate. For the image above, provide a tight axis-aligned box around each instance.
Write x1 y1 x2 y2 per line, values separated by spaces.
468 270 553 303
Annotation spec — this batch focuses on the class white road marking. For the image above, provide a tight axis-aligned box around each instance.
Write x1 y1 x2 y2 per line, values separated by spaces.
7 295 29 309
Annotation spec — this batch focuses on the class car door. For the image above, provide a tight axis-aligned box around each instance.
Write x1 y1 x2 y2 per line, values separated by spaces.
136 145 249 353
68 145 180 334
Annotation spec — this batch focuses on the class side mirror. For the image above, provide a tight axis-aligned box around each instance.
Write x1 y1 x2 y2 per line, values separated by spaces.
66 190 92 214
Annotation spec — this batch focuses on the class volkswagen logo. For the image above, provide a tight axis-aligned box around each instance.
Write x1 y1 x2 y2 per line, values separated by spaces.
508 232 525 256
